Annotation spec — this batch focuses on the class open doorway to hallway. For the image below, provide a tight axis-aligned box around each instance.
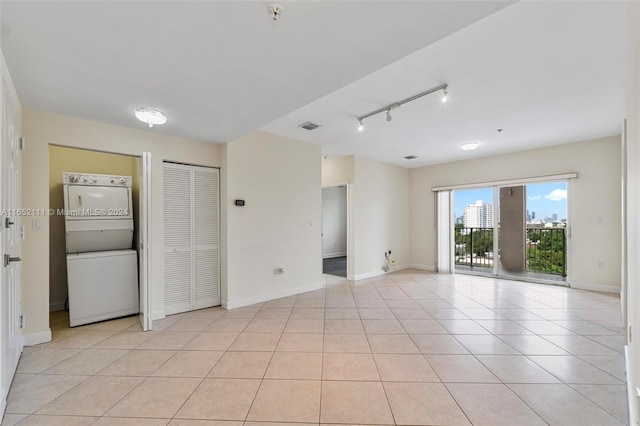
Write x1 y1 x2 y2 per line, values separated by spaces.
322 185 347 277
453 181 568 283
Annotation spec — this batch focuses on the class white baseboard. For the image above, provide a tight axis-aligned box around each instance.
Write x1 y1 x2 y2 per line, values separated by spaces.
49 301 66 312
408 264 437 272
570 281 620 294
352 264 410 281
224 281 326 310
625 345 638 426
152 310 166 321
323 252 347 259
23 329 52 346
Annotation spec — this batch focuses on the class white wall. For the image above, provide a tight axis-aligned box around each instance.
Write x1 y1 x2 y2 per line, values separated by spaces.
322 155 354 187
322 186 347 258
352 156 410 279
21 109 222 342
223 131 323 308
624 2 640 424
409 136 622 292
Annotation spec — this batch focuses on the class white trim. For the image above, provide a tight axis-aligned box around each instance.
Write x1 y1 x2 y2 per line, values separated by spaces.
570 281 620 294
151 310 166 321
408 264 437 272
22 329 52 346
323 252 347 259
0 394 6 419
49 301 66 312
431 172 578 192
625 345 638 426
224 281 326 310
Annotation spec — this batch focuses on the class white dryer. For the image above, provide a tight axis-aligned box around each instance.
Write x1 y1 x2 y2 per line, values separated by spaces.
63 172 139 327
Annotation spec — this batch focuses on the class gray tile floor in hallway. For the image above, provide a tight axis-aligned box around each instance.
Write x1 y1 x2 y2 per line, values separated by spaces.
2 270 629 425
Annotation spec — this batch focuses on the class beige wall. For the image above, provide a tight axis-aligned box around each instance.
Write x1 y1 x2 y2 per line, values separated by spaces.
322 155 354 187
223 131 323 307
48 146 136 311
353 157 410 279
409 136 622 292
22 109 222 341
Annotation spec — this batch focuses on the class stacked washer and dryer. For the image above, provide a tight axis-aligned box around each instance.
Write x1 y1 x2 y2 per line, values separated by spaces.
63 172 139 327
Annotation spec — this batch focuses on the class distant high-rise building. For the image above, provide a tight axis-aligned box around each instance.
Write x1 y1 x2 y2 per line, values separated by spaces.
552 213 558 221
526 209 531 222
463 200 495 228
532 211 536 220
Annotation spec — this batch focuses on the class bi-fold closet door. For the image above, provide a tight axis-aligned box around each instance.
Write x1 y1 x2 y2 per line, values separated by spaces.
163 162 220 315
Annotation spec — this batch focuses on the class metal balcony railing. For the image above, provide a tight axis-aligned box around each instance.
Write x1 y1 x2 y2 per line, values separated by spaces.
454 227 566 277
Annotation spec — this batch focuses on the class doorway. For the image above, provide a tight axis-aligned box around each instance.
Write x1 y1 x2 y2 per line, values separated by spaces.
453 181 568 283
48 146 152 331
322 185 347 277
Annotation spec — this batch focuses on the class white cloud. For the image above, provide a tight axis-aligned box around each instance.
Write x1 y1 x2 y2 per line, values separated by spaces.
528 195 541 201
544 189 567 201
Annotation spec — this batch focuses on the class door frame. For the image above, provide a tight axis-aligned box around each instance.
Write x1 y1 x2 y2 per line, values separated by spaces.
47 144 152 329
321 182 352 280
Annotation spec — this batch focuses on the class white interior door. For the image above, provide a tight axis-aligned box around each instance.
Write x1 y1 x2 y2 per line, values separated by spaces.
138 152 152 331
2 77 22 403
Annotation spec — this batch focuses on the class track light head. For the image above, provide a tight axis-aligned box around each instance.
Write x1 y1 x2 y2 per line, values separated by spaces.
386 109 392 122
357 120 364 132
441 89 448 103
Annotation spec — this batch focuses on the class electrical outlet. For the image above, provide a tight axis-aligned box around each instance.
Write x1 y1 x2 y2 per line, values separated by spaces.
391 260 396 265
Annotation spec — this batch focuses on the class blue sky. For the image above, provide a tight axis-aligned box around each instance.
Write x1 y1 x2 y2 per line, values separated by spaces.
454 182 567 221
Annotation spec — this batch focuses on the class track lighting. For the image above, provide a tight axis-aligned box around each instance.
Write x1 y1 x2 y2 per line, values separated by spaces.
356 83 448 131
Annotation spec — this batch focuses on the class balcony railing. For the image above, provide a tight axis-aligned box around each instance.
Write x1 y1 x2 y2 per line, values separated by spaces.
454 227 566 277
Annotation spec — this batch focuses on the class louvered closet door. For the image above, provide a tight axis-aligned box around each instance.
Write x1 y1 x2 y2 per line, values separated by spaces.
193 166 220 309
163 163 220 315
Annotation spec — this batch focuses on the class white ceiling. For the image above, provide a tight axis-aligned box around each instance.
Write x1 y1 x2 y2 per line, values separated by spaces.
0 0 512 143
262 1 628 168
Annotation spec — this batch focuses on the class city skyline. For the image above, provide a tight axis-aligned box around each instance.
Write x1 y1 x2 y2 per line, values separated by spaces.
454 182 568 222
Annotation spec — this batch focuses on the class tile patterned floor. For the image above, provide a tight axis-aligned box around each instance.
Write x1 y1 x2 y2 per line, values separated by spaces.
2 270 629 425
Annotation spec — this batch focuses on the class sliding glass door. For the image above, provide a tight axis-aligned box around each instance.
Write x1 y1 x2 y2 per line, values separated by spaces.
452 181 568 284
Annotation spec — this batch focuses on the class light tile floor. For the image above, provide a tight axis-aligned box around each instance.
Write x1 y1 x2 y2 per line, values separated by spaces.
2 270 629 425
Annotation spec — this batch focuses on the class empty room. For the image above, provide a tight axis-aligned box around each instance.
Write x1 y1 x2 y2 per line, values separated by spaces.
0 1 639 425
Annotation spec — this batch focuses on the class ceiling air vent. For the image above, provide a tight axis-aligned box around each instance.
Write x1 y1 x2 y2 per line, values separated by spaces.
404 155 419 160
299 121 321 131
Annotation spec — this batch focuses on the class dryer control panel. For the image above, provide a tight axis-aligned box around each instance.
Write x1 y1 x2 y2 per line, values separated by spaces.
63 172 132 187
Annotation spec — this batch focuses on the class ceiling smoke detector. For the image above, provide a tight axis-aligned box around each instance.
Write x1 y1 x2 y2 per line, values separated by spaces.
299 121 321 131
268 4 283 21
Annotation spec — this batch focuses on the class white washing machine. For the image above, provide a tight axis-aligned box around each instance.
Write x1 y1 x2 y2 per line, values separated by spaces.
63 172 139 327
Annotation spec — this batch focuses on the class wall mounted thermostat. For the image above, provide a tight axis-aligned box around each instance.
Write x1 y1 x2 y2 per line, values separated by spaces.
235 200 245 206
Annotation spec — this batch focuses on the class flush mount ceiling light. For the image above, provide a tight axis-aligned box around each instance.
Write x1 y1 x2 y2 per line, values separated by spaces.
135 108 167 128
461 142 480 151
356 83 448 131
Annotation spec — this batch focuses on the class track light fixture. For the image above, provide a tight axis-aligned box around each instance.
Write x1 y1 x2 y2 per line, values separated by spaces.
356 83 448 130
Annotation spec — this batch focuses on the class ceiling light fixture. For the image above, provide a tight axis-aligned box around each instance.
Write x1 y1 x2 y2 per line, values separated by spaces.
461 142 480 151
135 108 167 128
356 83 448 130
441 89 448 103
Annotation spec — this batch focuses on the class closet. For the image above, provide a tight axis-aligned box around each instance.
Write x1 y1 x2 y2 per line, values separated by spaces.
163 162 220 315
